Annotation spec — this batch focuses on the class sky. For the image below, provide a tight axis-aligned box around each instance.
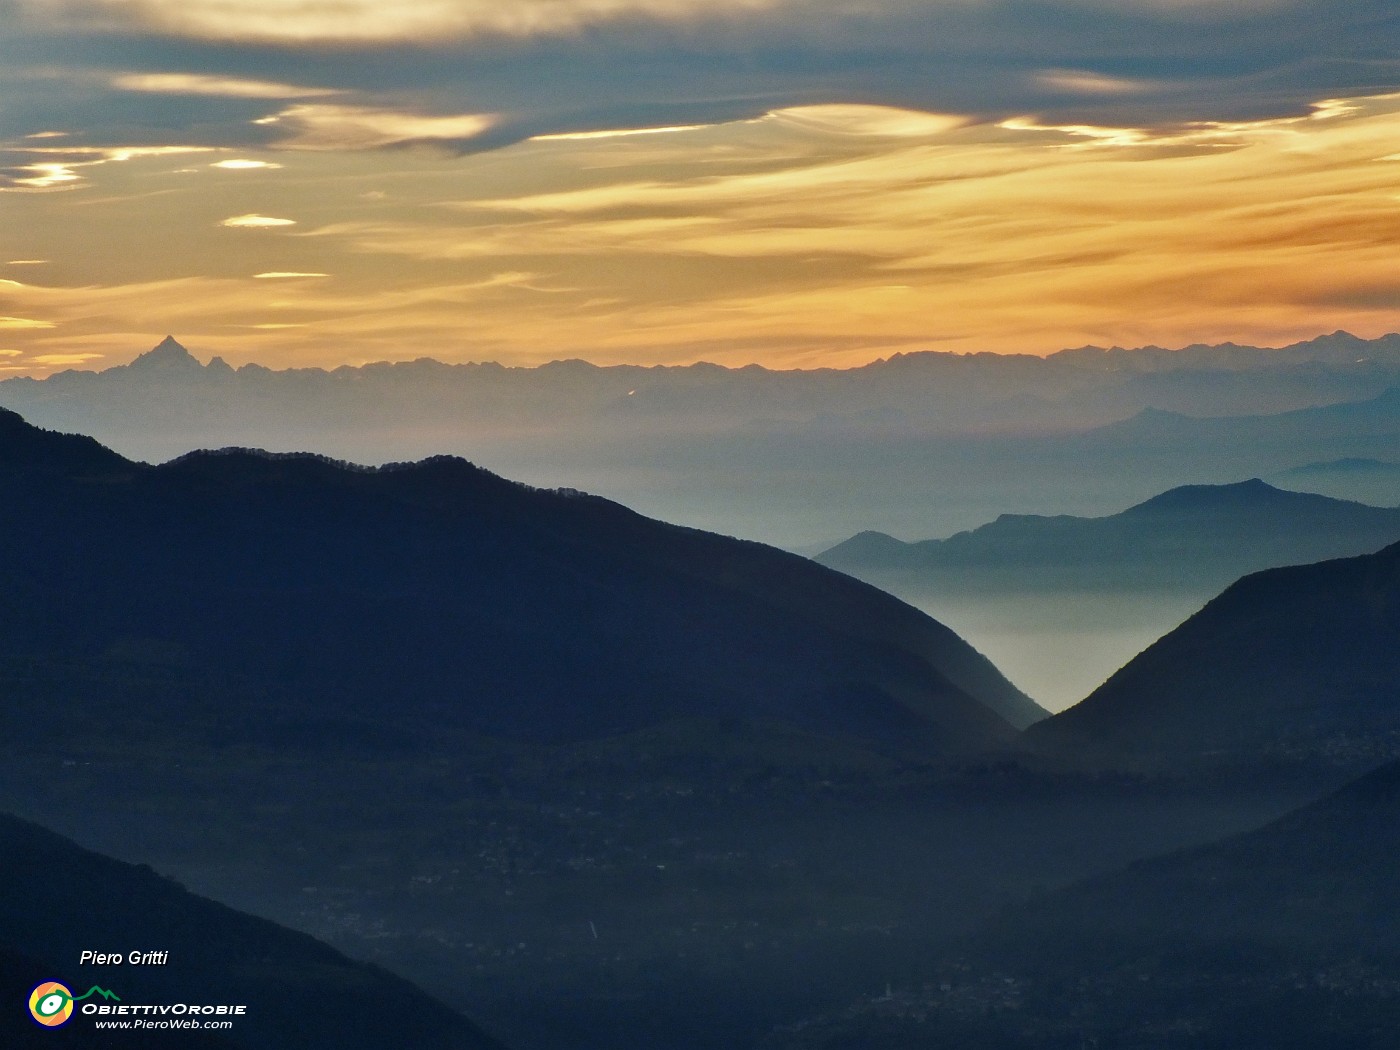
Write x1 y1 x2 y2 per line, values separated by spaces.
3 0 1400 374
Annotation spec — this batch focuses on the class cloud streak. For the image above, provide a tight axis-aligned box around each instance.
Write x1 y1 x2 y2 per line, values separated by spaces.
111 72 341 98
255 105 499 151
28 0 781 42
220 214 297 227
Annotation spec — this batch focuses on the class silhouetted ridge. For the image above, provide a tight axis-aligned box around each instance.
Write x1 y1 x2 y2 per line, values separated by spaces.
1121 477 1283 513
0 406 133 477
0 407 1037 753
818 479 1400 592
166 445 385 474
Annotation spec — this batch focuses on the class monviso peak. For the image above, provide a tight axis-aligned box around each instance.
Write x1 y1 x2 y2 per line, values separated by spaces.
128 335 204 371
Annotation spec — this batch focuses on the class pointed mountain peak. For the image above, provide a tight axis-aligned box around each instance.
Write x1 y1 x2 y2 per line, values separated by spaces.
129 336 202 371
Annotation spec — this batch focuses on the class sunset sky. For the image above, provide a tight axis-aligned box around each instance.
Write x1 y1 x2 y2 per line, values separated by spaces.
3 0 1400 374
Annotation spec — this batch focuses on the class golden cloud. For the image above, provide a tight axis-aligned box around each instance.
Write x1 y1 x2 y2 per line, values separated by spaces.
1035 70 1154 95
30 352 104 365
112 73 341 99
769 105 969 137
220 214 297 228
531 124 715 142
289 93 1400 363
7 162 85 189
2 145 216 193
257 105 498 151
39 0 777 42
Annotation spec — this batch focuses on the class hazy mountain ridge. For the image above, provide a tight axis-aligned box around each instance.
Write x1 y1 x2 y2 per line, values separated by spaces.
1093 383 1400 443
819 479 1400 590
7 333 1400 449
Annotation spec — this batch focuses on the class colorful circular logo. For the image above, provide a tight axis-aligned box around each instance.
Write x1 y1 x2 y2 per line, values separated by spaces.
29 982 74 1027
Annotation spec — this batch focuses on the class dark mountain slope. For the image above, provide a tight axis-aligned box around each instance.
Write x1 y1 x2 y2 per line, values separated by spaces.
1027 540 1400 768
765 760 1400 1049
0 407 1038 753
0 405 132 479
0 812 504 1050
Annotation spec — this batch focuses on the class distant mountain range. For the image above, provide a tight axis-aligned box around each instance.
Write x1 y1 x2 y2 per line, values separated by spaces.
2 334 1399 547
1028 539 1400 769
764 758 1400 1049
0 812 505 1050
10 331 1400 452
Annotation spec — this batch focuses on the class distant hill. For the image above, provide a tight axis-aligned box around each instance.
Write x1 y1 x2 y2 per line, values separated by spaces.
1027 540 1400 769
763 759 1400 1049
818 479 1400 592
0 406 1041 756
0 812 505 1050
